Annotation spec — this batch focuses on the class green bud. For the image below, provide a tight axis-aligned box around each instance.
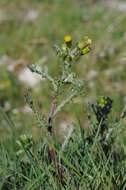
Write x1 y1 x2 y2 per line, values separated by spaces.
62 43 68 52
77 36 92 50
81 47 91 55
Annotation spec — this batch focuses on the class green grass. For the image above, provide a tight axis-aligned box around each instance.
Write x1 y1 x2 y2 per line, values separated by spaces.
0 0 126 189
0 111 125 189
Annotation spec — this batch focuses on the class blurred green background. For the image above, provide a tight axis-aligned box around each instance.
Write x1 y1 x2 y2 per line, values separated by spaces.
0 0 126 141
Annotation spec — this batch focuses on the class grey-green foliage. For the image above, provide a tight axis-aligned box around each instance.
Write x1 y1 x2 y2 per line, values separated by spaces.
26 35 91 133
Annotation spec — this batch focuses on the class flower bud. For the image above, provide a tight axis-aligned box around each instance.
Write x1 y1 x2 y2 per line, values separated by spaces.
77 36 92 50
81 46 91 55
64 35 72 47
98 96 108 108
85 37 92 46
62 44 67 52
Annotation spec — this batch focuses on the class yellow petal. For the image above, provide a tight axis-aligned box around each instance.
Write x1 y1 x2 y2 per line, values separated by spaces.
64 35 72 43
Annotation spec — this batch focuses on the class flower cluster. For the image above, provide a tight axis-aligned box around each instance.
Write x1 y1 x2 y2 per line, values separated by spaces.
92 96 113 122
54 35 92 65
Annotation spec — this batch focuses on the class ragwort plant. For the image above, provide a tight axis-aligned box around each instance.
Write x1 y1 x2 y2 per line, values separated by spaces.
1 36 126 190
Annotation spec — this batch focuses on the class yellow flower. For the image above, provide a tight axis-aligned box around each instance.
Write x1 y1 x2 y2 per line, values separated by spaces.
64 35 72 47
81 47 91 55
98 97 107 108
